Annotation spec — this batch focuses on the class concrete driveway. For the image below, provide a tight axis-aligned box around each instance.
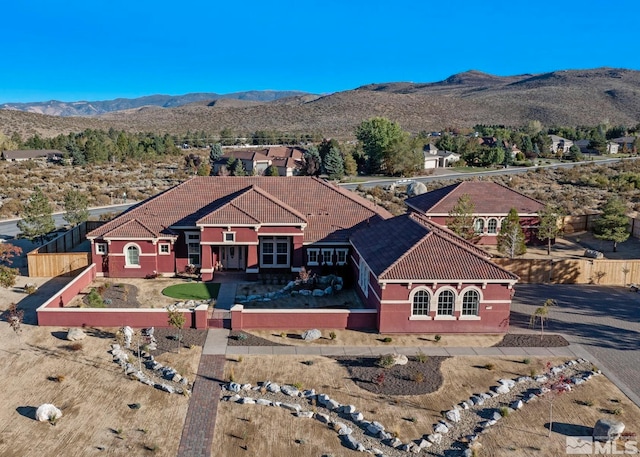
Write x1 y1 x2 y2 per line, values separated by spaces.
511 284 640 405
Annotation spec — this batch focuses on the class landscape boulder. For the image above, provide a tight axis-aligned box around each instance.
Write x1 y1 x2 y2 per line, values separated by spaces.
445 409 461 423
593 418 625 442
407 181 428 196
66 328 86 341
36 404 62 422
122 326 134 348
301 329 322 342
391 354 408 366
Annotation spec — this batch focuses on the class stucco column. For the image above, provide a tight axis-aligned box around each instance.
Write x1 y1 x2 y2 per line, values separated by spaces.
247 245 259 271
291 236 304 270
200 245 213 281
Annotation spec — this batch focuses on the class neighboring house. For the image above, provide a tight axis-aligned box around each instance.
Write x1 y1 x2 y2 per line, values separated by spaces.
610 136 637 152
1 149 64 162
574 139 619 154
86 176 518 333
405 181 545 245
213 146 305 176
548 135 573 153
351 212 517 333
423 144 460 169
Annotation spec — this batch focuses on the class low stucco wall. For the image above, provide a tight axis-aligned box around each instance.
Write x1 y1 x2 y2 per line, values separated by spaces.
230 305 377 330
36 264 207 329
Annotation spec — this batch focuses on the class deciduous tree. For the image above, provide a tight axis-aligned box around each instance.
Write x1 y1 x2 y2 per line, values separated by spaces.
537 203 564 255
355 117 406 174
17 187 55 244
593 197 629 252
497 208 526 258
63 189 89 227
447 194 476 241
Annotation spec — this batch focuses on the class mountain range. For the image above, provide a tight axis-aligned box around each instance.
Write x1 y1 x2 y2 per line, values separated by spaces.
1 68 639 139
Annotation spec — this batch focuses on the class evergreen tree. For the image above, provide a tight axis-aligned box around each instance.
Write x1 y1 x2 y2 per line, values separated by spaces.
303 146 322 176
63 189 89 227
497 208 526 258
593 197 629 252
447 193 476 241
209 143 223 173
231 159 246 176
323 147 344 180
17 187 55 244
265 165 279 176
355 117 406 174
537 203 564 255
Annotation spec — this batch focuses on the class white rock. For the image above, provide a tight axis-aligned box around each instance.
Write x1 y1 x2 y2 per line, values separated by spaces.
445 409 461 423
301 329 322 341
434 422 449 434
66 328 86 341
36 404 62 422
511 400 523 410
427 433 442 444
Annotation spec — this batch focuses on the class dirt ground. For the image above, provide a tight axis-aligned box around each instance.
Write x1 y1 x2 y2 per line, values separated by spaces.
246 329 505 347
0 278 202 457
66 277 200 309
214 355 640 457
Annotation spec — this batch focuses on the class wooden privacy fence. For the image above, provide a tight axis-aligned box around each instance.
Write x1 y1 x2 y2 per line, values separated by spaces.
27 221 104 277
494 258 640 285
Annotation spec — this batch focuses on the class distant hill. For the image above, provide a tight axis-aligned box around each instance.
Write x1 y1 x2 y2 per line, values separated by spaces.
1 68 639 139
0 90 311 117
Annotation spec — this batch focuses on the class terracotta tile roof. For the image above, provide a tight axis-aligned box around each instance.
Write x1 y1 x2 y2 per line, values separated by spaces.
351 212 517 282
101 219 162 239
405 181 544 215
88 177 392 243
197 185 307 226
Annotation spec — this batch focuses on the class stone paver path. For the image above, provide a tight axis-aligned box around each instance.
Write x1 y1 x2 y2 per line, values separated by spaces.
177 354 225 457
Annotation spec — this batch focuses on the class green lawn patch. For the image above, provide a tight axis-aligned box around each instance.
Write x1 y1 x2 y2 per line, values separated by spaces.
161 282 220 300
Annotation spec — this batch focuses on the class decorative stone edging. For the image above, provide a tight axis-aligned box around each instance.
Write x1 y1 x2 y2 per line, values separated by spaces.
110 344 192 396
220 359 599 456
236 275 344 303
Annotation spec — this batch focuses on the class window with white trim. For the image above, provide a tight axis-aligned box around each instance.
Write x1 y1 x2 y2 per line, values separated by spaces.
487 218 498 234
125 245 140 266
260 236 290 268
474 218 485 234
412 290 430 316
336 248 348 266
223 232 235 242
321 248 334 265
358 258 369 297
95 243 107 255
185 232 200 266
462 290 480 316
159 243 170 255
307 248 320 266
437 289 455 315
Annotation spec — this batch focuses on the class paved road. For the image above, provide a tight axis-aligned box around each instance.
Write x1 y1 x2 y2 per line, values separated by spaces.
0 203 134 239
511 284 640 406
339 157 635 190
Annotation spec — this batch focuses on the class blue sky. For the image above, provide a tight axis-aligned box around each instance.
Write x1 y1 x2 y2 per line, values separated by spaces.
2 0 639 103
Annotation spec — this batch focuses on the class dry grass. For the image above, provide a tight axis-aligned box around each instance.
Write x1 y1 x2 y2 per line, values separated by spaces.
248 329 504 347
0 324 201 457
215 356 565 451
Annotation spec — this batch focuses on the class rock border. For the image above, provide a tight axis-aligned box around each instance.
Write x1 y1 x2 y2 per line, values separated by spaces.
220 359 599 456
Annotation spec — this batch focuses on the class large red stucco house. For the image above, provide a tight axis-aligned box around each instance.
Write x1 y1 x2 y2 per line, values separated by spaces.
405 181 545 245
87 176 518 333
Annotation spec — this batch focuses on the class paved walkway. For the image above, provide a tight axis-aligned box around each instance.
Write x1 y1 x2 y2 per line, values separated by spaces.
177 354 225 457
213 283 237 311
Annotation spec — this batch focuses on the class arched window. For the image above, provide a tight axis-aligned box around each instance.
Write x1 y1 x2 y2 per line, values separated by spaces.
125 245 140 266
412 290 430 316
487 218 498 234
474 218 484 234
462 290 480 316
437 290 455 315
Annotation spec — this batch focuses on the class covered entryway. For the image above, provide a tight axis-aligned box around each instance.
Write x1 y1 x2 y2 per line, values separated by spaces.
221 245 246 270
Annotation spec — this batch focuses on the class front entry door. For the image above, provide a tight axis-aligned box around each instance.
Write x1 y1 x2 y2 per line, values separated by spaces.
222 246 245 270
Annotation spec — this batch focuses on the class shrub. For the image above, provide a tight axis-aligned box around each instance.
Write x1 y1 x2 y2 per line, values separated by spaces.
48 375 65 383
407 417 416 423
523 358 531 365
237 356 244 363
613 408 623 416
499 406 510 417
280 332 287 339
412 372 425 383
292 382 303 390
24 284 37 294
302 360 314 366
236 333 248 341
484 363 495 371
87 288 105 308
576 399 594 407
434 334 442 342
228 367 236 382
414 351 428 363
103 298 113 306
382 337 393 343
376 354 395 368
529 368 538 377
65 342 83 351
329 331 337 340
